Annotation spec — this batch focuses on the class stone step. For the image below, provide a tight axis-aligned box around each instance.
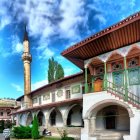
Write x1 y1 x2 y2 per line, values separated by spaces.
97 137 123 139
96 134 123 140
93 130 129 140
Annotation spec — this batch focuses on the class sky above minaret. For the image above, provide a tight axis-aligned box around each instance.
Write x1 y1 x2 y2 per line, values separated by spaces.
0 0 140 99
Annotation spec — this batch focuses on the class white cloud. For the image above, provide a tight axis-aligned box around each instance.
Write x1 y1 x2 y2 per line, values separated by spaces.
37 39 55 59
0 0 87 51
59 0 85 40
94 14 106 25
32 79 48 90
11 83 23 92
0 16 11 30
11 35 23 54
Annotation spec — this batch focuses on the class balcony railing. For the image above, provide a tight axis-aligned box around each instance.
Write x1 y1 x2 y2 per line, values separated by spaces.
85 80 140 107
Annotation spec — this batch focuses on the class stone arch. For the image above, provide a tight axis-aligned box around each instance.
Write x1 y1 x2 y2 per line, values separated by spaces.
26 112 33 125
84 99 134 119
64 104 81 120
48 107 63 127
107 50 123 62
66 104 83 126
36 110 45 126
19 113 26 125
127 45 140 56
47 107 56 120
88 57 103 67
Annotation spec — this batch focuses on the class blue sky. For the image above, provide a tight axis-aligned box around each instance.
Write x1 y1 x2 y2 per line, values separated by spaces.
0 0 140 99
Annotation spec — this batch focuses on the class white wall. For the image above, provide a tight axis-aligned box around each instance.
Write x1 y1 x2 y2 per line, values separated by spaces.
31 83 83 108
71 106 82 126
56 112 63 127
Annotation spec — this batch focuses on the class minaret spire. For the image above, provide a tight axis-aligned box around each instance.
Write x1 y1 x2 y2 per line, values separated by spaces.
23 26 28 41
22 26 32 108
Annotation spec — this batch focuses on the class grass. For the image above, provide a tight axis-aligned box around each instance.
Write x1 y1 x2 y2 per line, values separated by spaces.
41 136 61 140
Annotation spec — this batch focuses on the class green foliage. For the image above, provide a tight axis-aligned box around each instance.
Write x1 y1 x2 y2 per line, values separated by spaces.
5 120 12 128
55 64 64 80
12 125 32 138
32 115 39 139
48 57 64 83
0 120 5 132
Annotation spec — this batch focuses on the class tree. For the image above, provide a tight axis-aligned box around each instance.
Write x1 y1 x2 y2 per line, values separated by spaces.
55 64 64 80
48 57 64 83
31 115 39 139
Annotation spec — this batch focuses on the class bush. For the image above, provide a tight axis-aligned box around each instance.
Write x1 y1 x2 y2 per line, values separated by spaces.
32 115 39 139
5 120 12 128
12 125 32 139
57 128 74 140
0 120 5 132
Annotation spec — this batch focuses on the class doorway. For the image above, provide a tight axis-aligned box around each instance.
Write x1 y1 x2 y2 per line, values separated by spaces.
105 111 116 129
94 78 103 92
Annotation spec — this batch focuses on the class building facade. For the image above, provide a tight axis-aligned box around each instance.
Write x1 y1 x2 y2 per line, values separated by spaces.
14 12 140 140
0 99 20 123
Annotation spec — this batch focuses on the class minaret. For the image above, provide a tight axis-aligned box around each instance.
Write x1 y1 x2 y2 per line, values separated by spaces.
22 27 32 108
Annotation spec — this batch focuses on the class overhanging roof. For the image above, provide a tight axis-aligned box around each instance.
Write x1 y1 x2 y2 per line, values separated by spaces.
61 12 140 69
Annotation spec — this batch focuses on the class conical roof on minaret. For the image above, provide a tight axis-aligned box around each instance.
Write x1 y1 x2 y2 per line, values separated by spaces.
23 26 29 41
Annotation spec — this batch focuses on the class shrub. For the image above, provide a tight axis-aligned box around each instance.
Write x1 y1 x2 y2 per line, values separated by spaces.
0 120 5 132
32 115 39 139
12 125 32 138
5 120 12 128
57 128 74 140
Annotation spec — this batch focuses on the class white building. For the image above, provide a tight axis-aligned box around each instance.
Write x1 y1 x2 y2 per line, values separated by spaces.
14 12 140 140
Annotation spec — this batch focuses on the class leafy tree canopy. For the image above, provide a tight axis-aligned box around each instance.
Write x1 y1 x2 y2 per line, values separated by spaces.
48 57 64 83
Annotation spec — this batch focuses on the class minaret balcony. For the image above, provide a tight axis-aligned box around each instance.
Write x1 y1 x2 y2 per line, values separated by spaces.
22 53 32 61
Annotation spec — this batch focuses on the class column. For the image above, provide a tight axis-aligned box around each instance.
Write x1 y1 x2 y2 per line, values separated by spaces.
46 119 49 128
84 119 90 134
85 67 89 93
104 62 107 90
124 56 128 101
90 117 96 135
91 76 94 92
63 118 67 127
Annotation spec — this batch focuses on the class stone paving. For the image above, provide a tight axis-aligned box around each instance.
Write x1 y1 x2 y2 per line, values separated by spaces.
0 133 5 140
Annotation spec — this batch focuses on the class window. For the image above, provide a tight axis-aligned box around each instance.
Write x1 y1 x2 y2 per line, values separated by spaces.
72 85 81 94
113 71 124 86
38 96 42 105
128 57 140 85
43 95 47 101
128 68 139 85
7 111 11 115
52 92 55 102
95 66 104 75
112 62 123 71
33 98 37 104
128 57 139 68
66 89 71 99
0 112 3 116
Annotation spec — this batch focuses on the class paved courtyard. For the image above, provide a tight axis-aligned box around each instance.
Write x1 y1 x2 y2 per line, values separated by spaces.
0 133 5 140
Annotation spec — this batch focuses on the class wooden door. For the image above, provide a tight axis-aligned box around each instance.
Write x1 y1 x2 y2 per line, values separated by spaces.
94 79 103 92
105 112 116 129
